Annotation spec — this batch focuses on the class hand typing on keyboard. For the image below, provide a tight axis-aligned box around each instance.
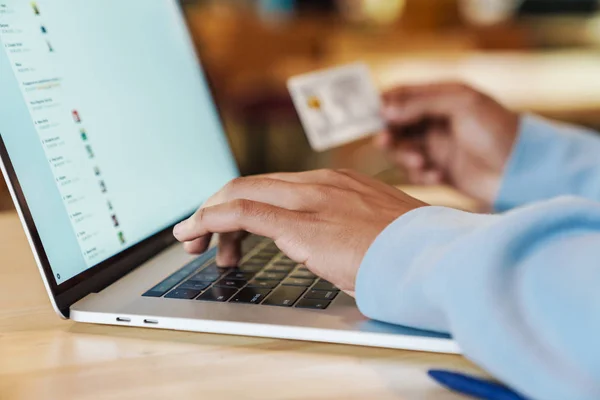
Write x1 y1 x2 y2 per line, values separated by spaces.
173 169 426 295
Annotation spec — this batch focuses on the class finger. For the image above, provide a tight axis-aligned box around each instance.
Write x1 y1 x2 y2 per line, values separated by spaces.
393 147 426 169
421 169 444 185
424 128 453 172
216 232 246 266
376 125 426 150
183 235 212 255
373 130 394 150
378 134 430 171
382 84 477 125
261 169 364 191
405 166 444 186
406 167 427 185
334 168 420 200
173 199 303 243
382 82 472 102
382 95 458 126
202 177 320 211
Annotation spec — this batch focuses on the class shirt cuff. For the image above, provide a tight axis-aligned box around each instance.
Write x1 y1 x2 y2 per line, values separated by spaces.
494 114 600 212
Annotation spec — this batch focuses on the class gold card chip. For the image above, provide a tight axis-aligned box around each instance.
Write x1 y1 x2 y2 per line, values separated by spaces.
306 96 322 110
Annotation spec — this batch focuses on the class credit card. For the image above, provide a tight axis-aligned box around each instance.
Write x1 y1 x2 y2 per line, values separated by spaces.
287 62 384 152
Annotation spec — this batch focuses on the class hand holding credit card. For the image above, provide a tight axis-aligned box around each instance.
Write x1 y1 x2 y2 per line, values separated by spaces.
287 62 384 152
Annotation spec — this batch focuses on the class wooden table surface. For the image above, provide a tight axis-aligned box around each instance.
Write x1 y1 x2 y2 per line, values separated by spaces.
0 196 480 400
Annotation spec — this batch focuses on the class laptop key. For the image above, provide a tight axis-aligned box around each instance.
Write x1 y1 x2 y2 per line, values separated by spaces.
214 278 247 289
142 255 212 297
281 277 314 287
231 288 271 304
143 274 189 297
304 290 338 301
179 281 210 291
247 279 280 289
295 299 331 310
180 256 212 275
142 291 165 298
189 272 220 283
290 270 316 279
259 244 280 255
142 239 218 297
238 264 264 272
241 238 261 254
255 271 287 281
199 262 218 272
240 255 265 264
312 280 339 292
201 263 230 276
251 253 275 262
143 280 180 297
265 264 294 273
165 288 202 299
197 287 238 302
225 271 255 280
273 258 297 266
187 257 208 269
263 286 306 307
262 240 278 248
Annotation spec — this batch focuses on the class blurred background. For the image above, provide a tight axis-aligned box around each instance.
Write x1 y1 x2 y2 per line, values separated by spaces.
2 0 600 210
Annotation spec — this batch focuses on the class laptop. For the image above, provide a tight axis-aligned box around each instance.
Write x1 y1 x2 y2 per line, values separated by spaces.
0 0 458 354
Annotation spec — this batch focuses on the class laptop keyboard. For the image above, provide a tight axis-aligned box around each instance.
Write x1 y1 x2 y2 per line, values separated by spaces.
142 236 340 310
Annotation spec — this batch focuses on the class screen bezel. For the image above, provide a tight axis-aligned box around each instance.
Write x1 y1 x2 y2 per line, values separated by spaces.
0 0 239 316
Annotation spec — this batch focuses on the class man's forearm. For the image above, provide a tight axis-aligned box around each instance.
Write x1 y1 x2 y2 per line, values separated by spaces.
356 198 600 400
495 115 600 211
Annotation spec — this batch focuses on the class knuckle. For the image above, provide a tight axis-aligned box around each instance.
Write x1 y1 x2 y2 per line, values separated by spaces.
231 198 254 217
319 168 340 179
337 168 354 175
198 207 206 222
338 168 363 181
311 184 333 201
259 177 278 190
459 85 483 104
224 177 245 192
455 82 471 91
446 81 472 94
335 169 360 184
191 207 206 227
300 212 320 231
349 189 364 203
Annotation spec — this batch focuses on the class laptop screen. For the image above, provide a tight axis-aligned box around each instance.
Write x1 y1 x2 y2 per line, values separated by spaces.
0 0 238 285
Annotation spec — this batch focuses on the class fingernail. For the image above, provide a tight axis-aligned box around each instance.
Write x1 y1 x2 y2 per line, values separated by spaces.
173 222 184 236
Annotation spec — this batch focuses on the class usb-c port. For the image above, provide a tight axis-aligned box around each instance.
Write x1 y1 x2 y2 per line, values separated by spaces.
116 317 131 323
143 319 158 325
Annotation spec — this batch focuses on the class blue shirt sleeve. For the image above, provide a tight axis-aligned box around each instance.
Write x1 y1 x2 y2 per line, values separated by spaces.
356 116 600 400
495 115 600 212
356 200 600 400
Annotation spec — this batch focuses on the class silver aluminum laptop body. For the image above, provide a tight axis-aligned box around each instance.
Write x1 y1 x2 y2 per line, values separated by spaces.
0 0 458 354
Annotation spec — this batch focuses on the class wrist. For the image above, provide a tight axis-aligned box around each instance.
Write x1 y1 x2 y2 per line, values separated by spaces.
493 114 585 212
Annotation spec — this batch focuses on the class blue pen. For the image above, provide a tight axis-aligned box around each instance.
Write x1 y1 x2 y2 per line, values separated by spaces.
428 369 530 400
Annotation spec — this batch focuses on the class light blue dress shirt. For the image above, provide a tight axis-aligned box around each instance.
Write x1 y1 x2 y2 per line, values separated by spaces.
356 115 600 400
